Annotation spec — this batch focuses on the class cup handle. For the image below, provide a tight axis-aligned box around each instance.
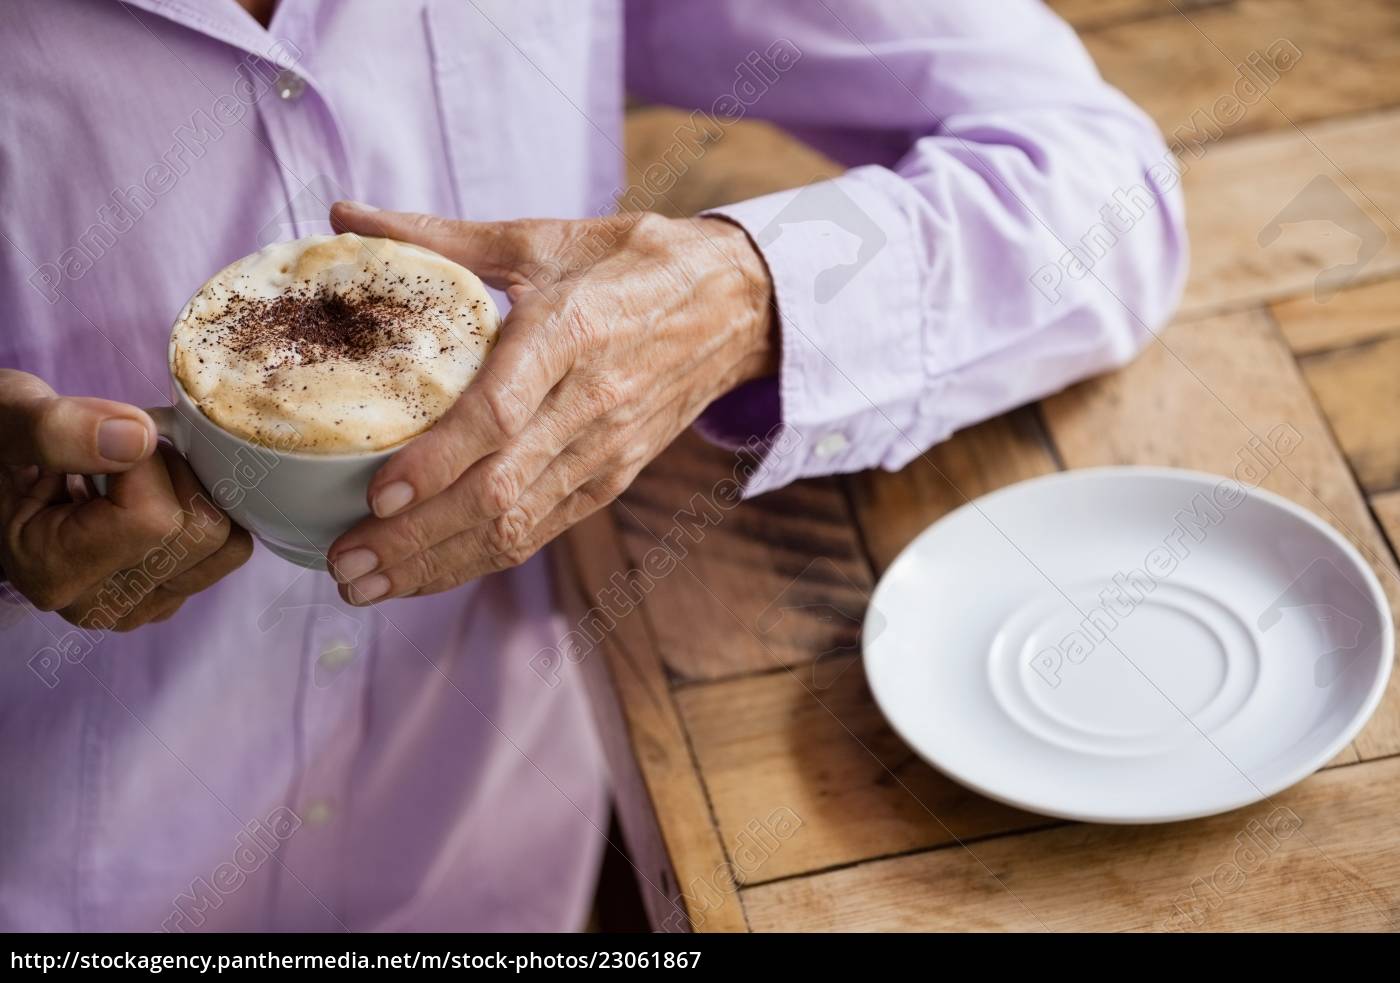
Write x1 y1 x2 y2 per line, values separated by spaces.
92 405 182 496
145 405 183 452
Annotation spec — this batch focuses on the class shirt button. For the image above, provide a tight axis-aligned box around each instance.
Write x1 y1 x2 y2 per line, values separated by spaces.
814 432 849 459
275 70 306 102
318 640 356 669
303 800 335 827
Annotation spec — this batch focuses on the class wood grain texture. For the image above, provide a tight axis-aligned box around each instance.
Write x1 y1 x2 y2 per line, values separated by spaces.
613 430 873 683
1049 0 1231 32
741 755 1400 932
1374 490 1400 557
554 513 748 932
624 46 1400 323
1299 335 1400 494
674 656 1048 885
1178 112 1400 316
1270 276 1400 355
623 24 1400 320
1080 0 1400 143
623 109 841 218
593 9 1400 934
615 109 863 684
1041 308 1400 761
847 408 1060 576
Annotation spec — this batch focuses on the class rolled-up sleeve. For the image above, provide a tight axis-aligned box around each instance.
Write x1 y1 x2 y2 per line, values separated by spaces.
625 0 1188 496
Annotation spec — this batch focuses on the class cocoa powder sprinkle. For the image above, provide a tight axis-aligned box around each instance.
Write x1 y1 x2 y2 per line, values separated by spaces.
198 280 466 372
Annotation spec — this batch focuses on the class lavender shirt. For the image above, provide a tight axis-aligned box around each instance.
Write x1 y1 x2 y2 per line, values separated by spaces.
0 0 1184 931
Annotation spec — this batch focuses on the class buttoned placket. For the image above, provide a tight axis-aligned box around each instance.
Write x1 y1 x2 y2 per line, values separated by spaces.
263 572 376 930
243 18 370 928
251 33 358 241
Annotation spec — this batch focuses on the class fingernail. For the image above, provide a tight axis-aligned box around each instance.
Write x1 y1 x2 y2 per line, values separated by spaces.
98 418 150 463
373 481 415 518
349 574 390 605
340 200 379 213
331 548 379 583
66 473 93 503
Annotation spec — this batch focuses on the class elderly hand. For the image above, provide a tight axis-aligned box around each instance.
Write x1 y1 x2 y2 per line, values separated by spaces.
0 370 252 630
325 202 776 604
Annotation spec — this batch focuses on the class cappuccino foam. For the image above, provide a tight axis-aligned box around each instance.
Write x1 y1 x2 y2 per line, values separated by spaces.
171 234 499 453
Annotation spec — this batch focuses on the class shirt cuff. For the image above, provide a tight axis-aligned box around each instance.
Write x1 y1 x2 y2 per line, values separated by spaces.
692 375 781 448
697 166 931 497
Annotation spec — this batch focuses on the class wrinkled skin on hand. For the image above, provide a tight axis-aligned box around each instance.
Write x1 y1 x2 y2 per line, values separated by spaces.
0 370 251 631
326 203 777 604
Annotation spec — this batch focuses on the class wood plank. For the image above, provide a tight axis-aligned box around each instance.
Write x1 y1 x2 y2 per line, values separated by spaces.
618 110 868 684
1051 0 1232 32
1179 112 1400 315
846 408 1060 576
678 393 1393 886
554 512 748 932
624 80 1400 324
1299 335 1400 493
1080 0 1400 145
1041 308 1400 761
742 754 1400 931
1374 490 1400 558
1270 275 1400 355
624 44 1400 321
624 109 840 218
674 656 1049 885
613 430 874 683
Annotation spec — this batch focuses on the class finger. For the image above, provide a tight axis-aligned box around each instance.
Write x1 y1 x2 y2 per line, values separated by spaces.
337 387 669 598
330 428 583 582
403 397 670 597
0 370 156 472
51 450 246 624
56 525 248 633
119 590 183 630
55 446 186 565
5 468 65 526
340 446 609 605
328 202 534 287
364 291 576 519
65 473 94 505
160 525 253 596
8 451 186 612
146 595 188 625
62 583 185 633
350 478 615 605
332 381 590 575
155 445 234 576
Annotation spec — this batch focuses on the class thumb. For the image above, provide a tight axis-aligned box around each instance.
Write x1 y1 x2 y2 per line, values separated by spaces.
329 200 531 287
0 371 156 474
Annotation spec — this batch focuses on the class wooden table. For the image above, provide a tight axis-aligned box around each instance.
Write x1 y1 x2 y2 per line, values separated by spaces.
556 0 1400 931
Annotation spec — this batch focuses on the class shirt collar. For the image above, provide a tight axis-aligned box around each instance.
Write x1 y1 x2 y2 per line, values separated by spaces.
117 0 302 70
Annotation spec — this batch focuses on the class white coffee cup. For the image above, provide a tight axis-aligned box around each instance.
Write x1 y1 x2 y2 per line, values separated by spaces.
146 386 392 570
127 336 398 570
120 232 489 570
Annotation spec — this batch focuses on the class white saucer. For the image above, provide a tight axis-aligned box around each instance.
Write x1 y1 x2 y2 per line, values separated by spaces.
863 467 1393 824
